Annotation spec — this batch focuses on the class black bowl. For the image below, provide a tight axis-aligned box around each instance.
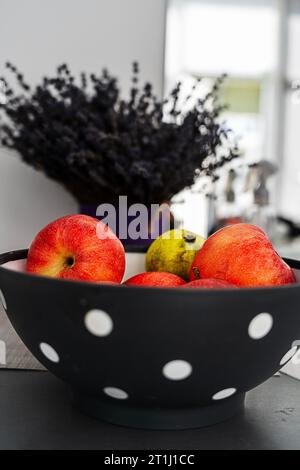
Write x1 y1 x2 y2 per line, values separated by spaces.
0 249 300 430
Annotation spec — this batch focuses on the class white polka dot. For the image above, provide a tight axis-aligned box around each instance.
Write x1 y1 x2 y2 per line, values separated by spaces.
103 387 128 400
162 360 192 381
0 290 7 311
248 313 273 340
280 346 298 366
39 343 60 363
84 309 113 337
291 348 300 365
213 388 237 401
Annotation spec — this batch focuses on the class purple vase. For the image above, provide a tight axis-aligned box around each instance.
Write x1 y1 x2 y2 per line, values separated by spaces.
79 202 174 252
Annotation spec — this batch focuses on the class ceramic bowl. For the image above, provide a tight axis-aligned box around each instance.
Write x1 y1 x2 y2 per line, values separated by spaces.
0 249 300 429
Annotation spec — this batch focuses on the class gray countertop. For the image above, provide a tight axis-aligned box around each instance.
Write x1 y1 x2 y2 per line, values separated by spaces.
0 370 299 450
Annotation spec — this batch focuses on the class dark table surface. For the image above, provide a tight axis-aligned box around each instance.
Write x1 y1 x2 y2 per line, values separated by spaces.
0 370 299 450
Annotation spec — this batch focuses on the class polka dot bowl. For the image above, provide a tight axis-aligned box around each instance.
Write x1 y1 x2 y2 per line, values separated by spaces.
0 249 300 430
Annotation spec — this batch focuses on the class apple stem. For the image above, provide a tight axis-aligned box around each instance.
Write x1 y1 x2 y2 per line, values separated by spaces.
184 233 196 243
64 256 75 268
192 267 200 279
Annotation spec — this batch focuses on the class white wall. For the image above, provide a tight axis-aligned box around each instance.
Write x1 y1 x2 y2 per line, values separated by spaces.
0 0 166 251
278 0 300 223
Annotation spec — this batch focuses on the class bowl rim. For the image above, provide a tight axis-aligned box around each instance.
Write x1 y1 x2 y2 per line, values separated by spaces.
0 248 299 296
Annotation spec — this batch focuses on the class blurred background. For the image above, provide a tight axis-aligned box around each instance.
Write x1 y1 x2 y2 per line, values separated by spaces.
1 0 300 257
165 0 300 253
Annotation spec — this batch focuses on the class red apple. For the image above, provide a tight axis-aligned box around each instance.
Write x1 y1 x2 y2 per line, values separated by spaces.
183 279 237 289
124 272 186 287
190 223 295 287
27 215 125 283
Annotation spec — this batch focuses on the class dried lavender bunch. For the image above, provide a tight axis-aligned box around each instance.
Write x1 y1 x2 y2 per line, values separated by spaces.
0 62 239 205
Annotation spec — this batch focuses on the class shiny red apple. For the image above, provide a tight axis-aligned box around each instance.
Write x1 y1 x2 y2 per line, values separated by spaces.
27 214 125 283
190 223 295 287
124 272 186 287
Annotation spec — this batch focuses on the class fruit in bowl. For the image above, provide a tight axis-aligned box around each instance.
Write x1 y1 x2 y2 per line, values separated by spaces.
125 272 186 288
27 215 125 283
25 216 296 289
146 229 205 281
190 223 295 287
0 240 299 430
1 218 300 430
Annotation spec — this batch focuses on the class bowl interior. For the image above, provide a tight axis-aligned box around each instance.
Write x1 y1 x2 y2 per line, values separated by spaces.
2 253 300 283
1 252 147 282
